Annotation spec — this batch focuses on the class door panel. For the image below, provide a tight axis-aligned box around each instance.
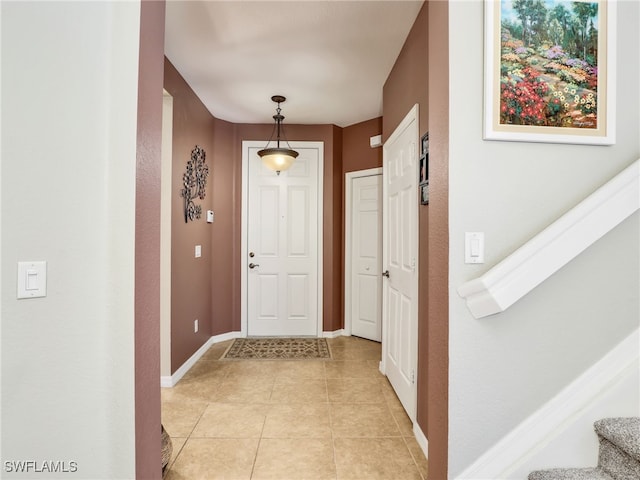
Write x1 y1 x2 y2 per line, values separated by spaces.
350 174 382 342
258 186 279 255
287 186 309 256
258 275 278 318
247 145 319 337
287 274 308 318
382 105 419 422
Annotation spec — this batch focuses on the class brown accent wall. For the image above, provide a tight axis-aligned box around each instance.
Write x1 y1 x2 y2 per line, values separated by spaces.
342 117 383 173
164 58 215 371
383 2 449 477
329 125 344 332
427 2 449 478
210 117 239 335
382 6 429 145
135 1 165 478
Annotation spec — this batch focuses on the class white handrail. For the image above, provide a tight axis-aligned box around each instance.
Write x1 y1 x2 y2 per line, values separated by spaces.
458 159 640 319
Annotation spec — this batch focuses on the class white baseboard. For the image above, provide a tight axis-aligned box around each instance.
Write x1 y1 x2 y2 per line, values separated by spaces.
414 422 429 460
160 331 242 388
456 328 640 479
323 329 346 338
209 331 242 344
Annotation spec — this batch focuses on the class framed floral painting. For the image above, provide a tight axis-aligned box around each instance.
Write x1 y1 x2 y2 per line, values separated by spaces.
484 0 615 145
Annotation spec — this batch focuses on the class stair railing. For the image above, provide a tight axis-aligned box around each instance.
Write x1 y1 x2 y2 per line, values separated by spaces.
458 159 640 319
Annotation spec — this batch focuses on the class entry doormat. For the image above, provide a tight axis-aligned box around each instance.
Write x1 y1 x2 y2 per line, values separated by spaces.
222 338 331 360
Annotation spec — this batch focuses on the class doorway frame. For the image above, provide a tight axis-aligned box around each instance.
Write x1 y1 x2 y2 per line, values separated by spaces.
240 140 325 337
160 90 173 380
344 167 383 337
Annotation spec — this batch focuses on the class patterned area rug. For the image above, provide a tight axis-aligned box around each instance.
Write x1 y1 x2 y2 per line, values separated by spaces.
222 337 331 360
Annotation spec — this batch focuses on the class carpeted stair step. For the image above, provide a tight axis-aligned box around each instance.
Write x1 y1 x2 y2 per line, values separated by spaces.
528 417 640 480
528 467 613 480
595 418 640 480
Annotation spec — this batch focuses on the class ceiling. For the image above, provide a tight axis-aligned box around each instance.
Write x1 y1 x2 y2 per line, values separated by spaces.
164 1 424 128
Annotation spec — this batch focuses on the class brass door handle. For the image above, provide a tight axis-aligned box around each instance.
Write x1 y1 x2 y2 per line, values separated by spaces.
249 263 260 269
382 270 390 278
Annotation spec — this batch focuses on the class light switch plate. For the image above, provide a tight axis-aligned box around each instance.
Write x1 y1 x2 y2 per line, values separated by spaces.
465 232 485 264
195 245 202 258
17 261 47 299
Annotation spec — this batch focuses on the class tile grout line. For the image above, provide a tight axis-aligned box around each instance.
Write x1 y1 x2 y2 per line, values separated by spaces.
249 364 277 479
165 381 215 477
384 392 428 480
326 352 340 480
401 433 428 480
248 417 267 479
376 377 426 479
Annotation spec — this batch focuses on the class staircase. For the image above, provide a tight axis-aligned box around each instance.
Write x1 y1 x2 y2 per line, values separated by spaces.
529 418 640 480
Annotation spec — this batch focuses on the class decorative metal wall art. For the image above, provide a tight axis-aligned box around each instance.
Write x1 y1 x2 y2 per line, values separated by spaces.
419 132 429 205
180 145 209 223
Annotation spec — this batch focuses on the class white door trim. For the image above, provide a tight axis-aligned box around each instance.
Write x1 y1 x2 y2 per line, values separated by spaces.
344 167 383 337
160 90 173 378
240 140 324 337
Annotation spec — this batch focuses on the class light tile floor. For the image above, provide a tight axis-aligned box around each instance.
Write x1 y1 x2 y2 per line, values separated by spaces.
162 336 428 480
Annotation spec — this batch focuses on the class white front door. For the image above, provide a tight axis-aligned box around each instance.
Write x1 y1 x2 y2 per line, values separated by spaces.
382 105 419 422
348 172 383 342
244 142 322 337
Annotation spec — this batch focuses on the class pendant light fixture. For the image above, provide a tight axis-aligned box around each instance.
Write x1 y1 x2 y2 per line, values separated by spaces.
258 95 299 174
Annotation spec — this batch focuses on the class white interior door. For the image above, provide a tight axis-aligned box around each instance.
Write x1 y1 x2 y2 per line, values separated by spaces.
382 105 419 422
245 143 321 337
348 172 382 342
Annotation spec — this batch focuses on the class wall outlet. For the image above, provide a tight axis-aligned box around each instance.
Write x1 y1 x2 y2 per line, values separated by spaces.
194 319 199 333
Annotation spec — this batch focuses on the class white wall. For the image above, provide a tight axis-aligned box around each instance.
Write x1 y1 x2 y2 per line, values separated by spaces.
1 2 141 478
448 0 640 476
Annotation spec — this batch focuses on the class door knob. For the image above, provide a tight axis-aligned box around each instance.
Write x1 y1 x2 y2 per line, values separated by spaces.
382 270 390 278
249 263 260 269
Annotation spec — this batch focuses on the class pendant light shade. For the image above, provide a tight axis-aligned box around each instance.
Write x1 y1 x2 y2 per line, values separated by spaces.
257 148 298 172
258 95 298 174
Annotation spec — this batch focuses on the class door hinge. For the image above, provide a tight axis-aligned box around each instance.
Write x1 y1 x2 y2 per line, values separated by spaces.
410 370 415 385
